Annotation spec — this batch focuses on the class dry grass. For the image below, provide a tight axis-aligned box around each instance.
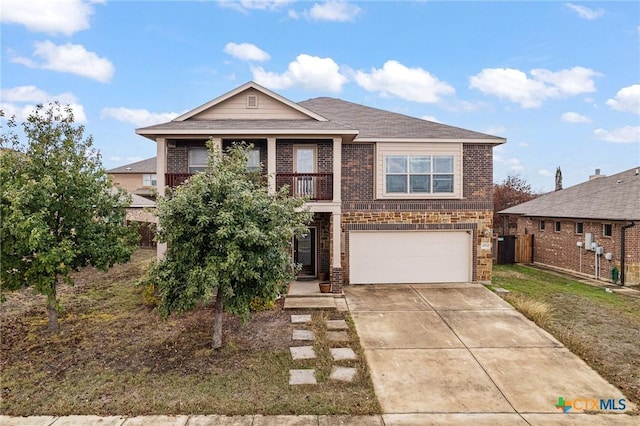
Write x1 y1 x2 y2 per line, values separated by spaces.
505 294 554 328
0 249 380 416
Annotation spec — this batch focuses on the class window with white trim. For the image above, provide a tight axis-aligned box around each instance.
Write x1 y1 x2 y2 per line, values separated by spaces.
384 155 454 194
247 148 260 172
603 223 612 237
188 147 208 173
575 222 584 234
142 173 157 187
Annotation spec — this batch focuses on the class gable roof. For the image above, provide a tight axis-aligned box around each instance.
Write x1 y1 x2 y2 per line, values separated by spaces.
107 157 156 173
500 167 640 221
137 81 505 144
299 97 504 142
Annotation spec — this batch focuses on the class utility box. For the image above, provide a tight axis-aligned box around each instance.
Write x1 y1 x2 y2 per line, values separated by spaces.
585 233 594 250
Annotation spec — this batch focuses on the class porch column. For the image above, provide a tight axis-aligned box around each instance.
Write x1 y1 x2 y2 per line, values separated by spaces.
156 137 167 259
267 137 276 194
210 137 222 152
332 137 342 202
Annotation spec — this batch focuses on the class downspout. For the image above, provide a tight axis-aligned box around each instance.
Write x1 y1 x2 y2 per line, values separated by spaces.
620 221 636 286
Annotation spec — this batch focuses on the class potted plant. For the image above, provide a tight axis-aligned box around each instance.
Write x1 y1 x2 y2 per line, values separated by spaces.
319 282 331 293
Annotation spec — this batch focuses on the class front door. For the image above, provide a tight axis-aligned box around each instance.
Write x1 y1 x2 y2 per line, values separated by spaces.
295 228 316 277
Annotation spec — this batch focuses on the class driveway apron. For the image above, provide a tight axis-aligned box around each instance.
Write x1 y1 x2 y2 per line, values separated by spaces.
344 283 636 425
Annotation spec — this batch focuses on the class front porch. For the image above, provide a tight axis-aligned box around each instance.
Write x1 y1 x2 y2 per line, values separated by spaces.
283 280 347 310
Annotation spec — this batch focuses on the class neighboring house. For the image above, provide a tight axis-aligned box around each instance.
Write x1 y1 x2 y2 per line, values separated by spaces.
107 157 157 198
136 81 505 291
500 167 640 285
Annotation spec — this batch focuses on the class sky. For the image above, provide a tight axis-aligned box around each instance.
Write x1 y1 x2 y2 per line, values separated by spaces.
1 0 639 192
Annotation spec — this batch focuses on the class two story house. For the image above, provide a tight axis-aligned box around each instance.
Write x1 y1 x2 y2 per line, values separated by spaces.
136 81 505 291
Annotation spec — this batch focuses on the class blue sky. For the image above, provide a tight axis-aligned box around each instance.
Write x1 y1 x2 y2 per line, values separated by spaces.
1 0 639 192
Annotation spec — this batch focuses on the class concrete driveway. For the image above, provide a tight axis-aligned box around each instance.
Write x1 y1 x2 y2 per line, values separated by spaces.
344 283 637 425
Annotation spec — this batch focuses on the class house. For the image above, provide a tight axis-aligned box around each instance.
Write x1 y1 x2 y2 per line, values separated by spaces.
136 81 505 291
500 167 640 285
107 157 157 198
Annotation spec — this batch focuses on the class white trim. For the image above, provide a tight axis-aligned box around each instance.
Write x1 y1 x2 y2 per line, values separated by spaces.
355 137 505 145
173 81 329 122
136 128 358 139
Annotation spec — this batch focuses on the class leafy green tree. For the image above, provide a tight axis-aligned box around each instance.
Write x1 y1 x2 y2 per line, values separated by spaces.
149 142 312 349
493 174 539 234
0 103 139 332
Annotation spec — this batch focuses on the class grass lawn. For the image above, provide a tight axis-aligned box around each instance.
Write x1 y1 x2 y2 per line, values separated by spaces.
0 248 380 416
492 264 640 408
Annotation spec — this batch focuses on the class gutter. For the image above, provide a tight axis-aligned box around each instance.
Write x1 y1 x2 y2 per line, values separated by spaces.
620 221 636 286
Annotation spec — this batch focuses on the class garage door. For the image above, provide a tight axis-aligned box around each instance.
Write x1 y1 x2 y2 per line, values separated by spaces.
349 231 471 284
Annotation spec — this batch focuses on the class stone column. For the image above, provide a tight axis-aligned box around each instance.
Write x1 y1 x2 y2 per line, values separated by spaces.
331 211 343 292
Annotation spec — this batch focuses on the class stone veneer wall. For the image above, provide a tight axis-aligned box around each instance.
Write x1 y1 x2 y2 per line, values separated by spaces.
335 209 494 285
517 217 640 285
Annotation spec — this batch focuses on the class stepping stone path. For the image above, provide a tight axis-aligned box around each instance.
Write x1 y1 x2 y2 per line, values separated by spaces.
288 314 360 385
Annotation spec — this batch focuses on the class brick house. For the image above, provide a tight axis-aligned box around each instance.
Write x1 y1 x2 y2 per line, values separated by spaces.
107 157 157 199
500 167 640 285
136 81 505 290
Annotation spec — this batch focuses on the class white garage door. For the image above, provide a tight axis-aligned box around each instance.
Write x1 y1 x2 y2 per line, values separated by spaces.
349 231 471 284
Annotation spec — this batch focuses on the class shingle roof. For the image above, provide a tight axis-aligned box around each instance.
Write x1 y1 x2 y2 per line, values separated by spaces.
299 97 505 141
500 167 640 221
107 157 156 173
130 193 156 208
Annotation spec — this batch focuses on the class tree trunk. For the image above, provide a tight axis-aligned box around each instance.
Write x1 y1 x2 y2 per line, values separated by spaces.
212 287 224 349
47 289 59 333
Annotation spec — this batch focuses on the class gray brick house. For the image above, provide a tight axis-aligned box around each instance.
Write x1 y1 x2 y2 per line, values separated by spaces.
500 167 640 285
136 81 505 290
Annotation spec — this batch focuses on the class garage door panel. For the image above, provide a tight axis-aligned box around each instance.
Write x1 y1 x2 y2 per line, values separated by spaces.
349 231 471 284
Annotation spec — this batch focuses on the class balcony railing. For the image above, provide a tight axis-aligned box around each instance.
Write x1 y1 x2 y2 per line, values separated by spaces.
166 173 193 188
166 172 334 201
276 173 333 201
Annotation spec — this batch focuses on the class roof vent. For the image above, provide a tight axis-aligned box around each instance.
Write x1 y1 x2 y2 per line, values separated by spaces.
246 94 258 109
589 168 605 180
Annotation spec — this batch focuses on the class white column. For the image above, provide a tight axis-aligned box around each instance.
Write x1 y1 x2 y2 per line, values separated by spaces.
332 137 342 202
332 212 341 266
210 137 222 152
156 137 167 259
267 137 276 194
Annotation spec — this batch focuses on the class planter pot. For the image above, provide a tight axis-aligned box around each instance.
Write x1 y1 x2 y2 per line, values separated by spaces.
319 282 331 293
317 272 329 281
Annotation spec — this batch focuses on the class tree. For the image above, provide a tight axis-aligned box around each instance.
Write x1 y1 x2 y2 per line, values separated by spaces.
493 174 538 234
0 103 139 332
148 142 312 349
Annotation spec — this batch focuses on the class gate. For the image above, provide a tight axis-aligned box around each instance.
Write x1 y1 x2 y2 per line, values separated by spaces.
497 235 516 264
515 234 533 264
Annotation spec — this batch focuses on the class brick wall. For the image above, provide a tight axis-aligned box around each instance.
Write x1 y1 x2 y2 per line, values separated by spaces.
341 143 374 200
276 139 332 173
517 217 640 284
463 144 493 201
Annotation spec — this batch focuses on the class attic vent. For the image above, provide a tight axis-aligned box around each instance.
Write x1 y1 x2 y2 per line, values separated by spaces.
246 94 258 109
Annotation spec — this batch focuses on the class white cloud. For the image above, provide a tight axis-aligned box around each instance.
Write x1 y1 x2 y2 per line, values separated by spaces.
252 54 347 93
308 1 362 22
0 0 102 35
223 42 270 62
561 112 591 123
494 153 524 171
355 60 455 103
469 67 600 108
10 41 114 83
566 3 605 20
606 84 640 115
218 0 292 13
594 126 640 144
518 142 529 147
484 125 507 135
0 86 86 123
420 115 441 123
538 169 553 177
100 107 180 127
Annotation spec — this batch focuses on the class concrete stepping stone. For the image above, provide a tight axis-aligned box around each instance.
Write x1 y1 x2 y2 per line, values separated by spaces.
290 346 316 360
327 331 349 342
291 314 312 324
329 366 357 382
335 298 349 312
330 347 357 361
292 329 315 341
326 319 348 330
289 369 317 385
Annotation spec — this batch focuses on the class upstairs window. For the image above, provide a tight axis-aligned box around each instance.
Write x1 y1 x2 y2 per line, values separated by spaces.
575 222 584 234
188 147 208 173
385 155 454 194
554 221 561 232
603 223 612 237
539 220 546 231
247 148 261 172
142 173 157 187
